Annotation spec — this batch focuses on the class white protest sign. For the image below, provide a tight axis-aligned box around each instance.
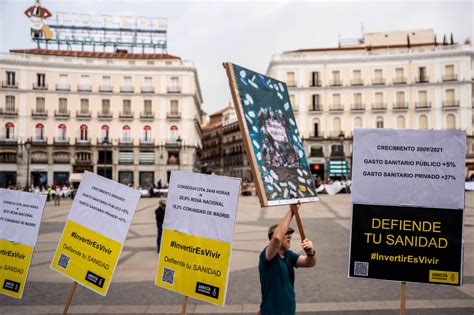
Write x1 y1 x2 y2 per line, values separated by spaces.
164 171 241 243
68 171 141 243
0 189 46 246
351 128 466 210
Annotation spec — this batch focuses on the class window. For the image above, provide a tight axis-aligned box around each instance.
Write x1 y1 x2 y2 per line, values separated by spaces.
418 66 427 82
139 151 154 164
59 98 68 113
59 74 68 84
444 65 455 81
312 94 320 110
170 77 179 92
35 123 44 140
102 76 111 85
144 77 152 86
353 93 362 109
80 75 90 84
333 117 341 134
446 114 456 130
310 146 323 157
354 117 362 128
143 125 152 141
36 73 45 87
311 71 320 86
331 71 340 85
35 97 45 113
396 116 405 129
374 69 383 84
123 76 132 86
376 117 384 128
6 71 15 86
289 94 296 107
375 92 383 108
394 68 405 83
101 125 109 143
119 151 133 164
102 99 110 114
352 70 362 85
76 152 91 162
122 125 131 142
170 125 178 142
313 119 320 137
332 94 341 109
80 124 88 141
446 89 455 101
396 91 405 107
170 100 178 115
144 100 152 114
5 96 15 111
123 100 131 114
286 72 296 86
5 122 14 139
419 115 428 129
57 124 67 140
80 99 89 113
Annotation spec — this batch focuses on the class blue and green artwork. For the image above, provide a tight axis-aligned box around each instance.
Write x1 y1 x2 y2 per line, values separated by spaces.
227 63 318 206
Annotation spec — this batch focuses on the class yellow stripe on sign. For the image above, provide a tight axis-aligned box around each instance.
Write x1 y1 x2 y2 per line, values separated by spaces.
429 270 459 285
0 239 33 299
155 229 231 306
50 220 122 296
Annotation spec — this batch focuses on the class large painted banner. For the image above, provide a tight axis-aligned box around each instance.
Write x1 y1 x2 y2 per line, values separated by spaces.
225 63 318 207
0 189 46 298
155 171 241 306
349 128 466 285
50 171 141 295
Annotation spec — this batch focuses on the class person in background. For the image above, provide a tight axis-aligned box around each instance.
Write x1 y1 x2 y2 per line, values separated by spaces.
46 185 52 202
54 185 61 206
154 199 167 253
258 202 317 315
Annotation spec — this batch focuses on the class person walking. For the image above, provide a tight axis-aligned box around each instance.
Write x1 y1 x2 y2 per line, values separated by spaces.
155 199 166 253
54 185 61 206
258 202 316 315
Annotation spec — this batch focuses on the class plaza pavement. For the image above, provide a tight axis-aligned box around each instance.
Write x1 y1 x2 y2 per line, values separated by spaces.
0 192 473 314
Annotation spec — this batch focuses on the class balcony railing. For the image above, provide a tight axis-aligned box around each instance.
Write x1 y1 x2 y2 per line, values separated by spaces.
442 100 460 108
308 131 324 139
54 137 70 145
78 84 92 92
415 76 430 83
119 138 133 146
309 80 322 87
372 78 385 85
351 103 365 111
75 138 91 145
167 111 181 119
119 111 134 119
76 110 91 118
32 137 48 145
0 136 18 144
286 81 297 87
74 158 92 165
415 101 431 109
56 83 70 91
54 156 70 164
99 85 113 92
350 79 364 86
0 108 18 116
309 105 322 112
121 85 134 93
442 74 458 82
140 138 154 145
141 86 155 93
98 111 113 119
393 102 409 110
54 110 70 118
167 86 181 93
329 104 343 112
1 81 18 88
393 77 407 84
97 137 112 145
140 111 155 119
329 79 343 86
33 83 48 90
372 103 387 111
31 156 48 164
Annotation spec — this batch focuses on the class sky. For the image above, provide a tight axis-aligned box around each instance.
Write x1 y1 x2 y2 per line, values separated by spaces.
0 0 472 115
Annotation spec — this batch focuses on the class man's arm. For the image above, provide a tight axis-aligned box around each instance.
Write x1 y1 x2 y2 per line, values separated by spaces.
296 238 317 267
265 203 298 261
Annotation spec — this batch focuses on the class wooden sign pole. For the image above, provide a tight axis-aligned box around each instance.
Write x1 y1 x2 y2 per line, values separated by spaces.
62 281 78 315
290 203 305 240
181 295 188 315
400 282 407 315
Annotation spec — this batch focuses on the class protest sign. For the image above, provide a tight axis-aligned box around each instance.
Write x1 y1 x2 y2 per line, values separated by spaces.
349 129 466 286
155 171 241 306
0 189 46 298
50 171 140 296
225 62 318 207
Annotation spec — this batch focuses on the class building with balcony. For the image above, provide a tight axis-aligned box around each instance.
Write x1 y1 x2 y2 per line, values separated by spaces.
0 49 203 188
267 29 474 179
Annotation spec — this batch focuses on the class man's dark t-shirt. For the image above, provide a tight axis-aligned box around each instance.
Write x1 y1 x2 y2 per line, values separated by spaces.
259 248 300 315
155 206 165 228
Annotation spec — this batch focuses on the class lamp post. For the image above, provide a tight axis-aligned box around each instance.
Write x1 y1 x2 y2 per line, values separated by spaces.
176 136 182 170
25 138 31 191
102 137 108 179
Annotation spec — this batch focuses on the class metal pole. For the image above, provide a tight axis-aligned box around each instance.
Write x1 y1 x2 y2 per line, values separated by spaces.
26 147 30 190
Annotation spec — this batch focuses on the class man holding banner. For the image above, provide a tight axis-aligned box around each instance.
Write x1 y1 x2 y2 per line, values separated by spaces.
259 203 317 315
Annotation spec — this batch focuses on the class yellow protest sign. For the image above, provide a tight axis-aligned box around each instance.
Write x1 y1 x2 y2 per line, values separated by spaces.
51 219 122 296
155 229 231 306
0 240 33 299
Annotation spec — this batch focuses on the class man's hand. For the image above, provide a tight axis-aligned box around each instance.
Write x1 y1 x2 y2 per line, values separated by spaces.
301 239 315 256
